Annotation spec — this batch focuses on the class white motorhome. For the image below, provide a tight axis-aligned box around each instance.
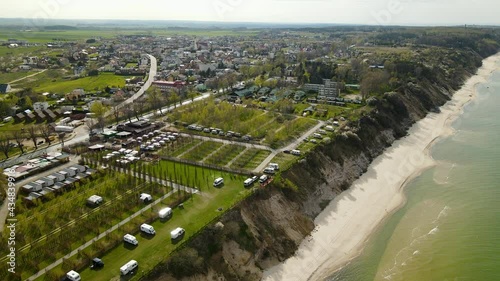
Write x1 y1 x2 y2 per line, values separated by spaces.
243 178 254 187
269 163 279 170
291 149 301 156
23 183 41 193
259 175 269 183
170 227 185 240
159 207 172 219
54 125 74 133
140 223 156 235
66 270 81 281
213 177 224 187
123 234 138 245
87 195 103 206
139 193 153 203
63 168 76 177
40 177 54 187
120 260 138 275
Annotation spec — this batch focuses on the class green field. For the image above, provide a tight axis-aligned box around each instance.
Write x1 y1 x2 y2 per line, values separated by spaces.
0 70 38 83
14 72 133 94
180 141 223 162
0 28 259 44
204 144 246 166
160 138 202 158
230 148 272 171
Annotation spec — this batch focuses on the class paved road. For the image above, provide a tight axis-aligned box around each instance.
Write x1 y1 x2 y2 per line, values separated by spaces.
104 54 157 118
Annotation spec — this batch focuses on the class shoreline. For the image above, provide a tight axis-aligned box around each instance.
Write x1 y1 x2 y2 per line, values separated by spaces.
262 53 500 281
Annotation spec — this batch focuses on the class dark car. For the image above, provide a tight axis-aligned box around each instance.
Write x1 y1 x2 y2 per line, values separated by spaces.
91 257 104 269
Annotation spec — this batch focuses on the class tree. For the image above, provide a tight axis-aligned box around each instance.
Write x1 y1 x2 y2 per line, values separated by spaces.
11 130 25 154
90 101 107 131
0 137 11 159
187 91 197 102
168 90 180 109
112 103 121 124
147 86 165 115
58 133 66 148
360 70 391 99
39 124 53 146
132 100 146 121
27 125 39 150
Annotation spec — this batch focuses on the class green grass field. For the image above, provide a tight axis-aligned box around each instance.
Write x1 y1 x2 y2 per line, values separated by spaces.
230 148 271 171
180 141 223 162
28 72 132 93
73 167 248 281
160 138 202 158
203 144 246 166
0 70 38 83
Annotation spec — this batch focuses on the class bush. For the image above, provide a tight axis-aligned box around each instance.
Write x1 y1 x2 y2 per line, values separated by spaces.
168 247 205 278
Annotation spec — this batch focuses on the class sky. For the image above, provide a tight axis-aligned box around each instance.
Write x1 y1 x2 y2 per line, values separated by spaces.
0 0 497 26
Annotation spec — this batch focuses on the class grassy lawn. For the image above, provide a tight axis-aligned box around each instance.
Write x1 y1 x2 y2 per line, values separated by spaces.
30 72 133 94
230 148 271 171
203 144 246 166
161 138 202 158
0 45 48 56
76 170 249 281
0 70 38 83
265 117 318 149
180 141 223 162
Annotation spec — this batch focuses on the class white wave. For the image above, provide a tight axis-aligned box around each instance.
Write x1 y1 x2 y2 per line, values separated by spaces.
428 226 439 235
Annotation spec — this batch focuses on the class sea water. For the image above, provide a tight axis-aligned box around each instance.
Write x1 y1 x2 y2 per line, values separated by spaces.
328 70 500 281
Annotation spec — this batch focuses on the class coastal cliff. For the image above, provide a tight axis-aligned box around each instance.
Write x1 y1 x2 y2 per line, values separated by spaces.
144 47 498 281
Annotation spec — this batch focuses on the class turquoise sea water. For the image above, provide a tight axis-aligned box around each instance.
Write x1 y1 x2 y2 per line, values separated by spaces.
328 70 500 281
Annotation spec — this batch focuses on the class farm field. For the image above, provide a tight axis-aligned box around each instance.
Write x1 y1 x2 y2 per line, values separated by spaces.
180 141 223 162
159 138 202 158
74 167 249 281
230 148 272 171
18 72 134 94
204 144 246 166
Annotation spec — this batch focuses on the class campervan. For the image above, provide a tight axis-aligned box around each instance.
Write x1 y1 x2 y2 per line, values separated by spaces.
170 227 185 240
123 234 138 245
243 178 254 187
87 195 103 206
259 175 269 183
140 223 156 235
159 207 173 219
120 260 138 275
66 270 81 281
213 177 224 187
291 149 301 156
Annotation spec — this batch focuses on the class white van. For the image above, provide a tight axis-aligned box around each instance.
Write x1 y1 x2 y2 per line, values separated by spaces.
170 227 185 240
66 270 81 281
120 260 138 275
213 177 224 187
159 207 173 219
291 149 301 156
123 234 138 245
264 167 276 174
269 163 279 170
243 178 254 187
140 223 155 235
259 175 269 183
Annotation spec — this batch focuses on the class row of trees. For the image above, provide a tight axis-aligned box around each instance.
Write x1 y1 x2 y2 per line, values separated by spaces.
0 124 58 158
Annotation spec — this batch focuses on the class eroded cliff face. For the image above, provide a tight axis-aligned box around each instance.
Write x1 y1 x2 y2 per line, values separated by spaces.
145 51 488 281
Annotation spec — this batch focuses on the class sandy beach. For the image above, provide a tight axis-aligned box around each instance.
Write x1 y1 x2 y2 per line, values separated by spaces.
262 53 500 281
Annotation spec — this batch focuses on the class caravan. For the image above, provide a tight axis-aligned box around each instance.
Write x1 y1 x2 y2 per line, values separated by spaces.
159 207 172 219
140 223 156 235
123 234 138 245
120 260 138 275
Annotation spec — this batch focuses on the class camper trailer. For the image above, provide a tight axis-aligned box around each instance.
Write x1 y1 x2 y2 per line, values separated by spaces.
120 260 138 275
63 168 76 177
66 270 81 281
40 177 54 187
87 195 103 206
159 207 172 219
170 227 185 240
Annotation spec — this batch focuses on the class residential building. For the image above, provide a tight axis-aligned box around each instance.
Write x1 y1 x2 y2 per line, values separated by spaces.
151 81 186 92
0 84 11 94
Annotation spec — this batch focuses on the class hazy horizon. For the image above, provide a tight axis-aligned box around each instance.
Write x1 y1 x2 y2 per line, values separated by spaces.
0 0 498 27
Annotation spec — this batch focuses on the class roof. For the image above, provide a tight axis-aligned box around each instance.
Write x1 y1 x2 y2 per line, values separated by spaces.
233 89 253 98
0 84 10 93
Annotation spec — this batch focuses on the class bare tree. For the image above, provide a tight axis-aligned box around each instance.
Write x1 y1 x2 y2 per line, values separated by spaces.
39 124 53 146
147 86 165 115
11 130 26 154
58 133 66 148
112 103 121 124
27 125 39 150
0 136 11 159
